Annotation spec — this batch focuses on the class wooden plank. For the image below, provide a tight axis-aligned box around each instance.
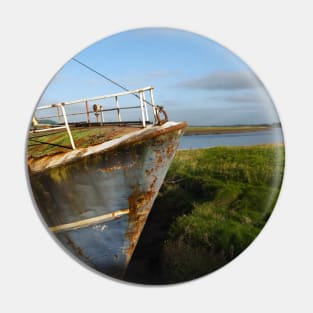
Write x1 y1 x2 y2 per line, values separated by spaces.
49 209 130 233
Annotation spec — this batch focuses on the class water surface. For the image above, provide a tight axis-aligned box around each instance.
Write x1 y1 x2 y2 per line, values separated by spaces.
179 128 283 150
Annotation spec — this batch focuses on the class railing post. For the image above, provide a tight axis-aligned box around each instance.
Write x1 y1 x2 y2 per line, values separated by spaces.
100 106 104 125
56 106 62 124
142 91 149 122
35 87 158 134
85 101 90 124
115 96 122 122
139 92 146 127
149 88 157 124
59 104 76 150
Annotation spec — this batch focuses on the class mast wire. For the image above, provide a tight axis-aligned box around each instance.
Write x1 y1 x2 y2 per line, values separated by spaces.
72 57 154 106
72 57 132 93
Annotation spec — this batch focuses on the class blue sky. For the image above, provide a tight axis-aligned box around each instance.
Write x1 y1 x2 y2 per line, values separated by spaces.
38 28 279 125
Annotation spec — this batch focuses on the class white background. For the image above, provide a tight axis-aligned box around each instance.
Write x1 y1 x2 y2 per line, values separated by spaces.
1 0 312 312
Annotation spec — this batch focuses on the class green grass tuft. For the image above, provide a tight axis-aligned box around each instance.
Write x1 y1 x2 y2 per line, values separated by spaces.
159 144 284 283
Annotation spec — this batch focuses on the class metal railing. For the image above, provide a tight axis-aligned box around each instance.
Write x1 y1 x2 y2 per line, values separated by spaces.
30 86 158 150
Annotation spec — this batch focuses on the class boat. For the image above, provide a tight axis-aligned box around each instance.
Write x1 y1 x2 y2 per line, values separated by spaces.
27 86 187 278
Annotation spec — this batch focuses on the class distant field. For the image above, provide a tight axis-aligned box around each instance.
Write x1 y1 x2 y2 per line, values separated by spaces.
184 125 275 135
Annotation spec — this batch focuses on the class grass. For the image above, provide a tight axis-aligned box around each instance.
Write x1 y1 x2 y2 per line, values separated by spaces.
152 144 284 283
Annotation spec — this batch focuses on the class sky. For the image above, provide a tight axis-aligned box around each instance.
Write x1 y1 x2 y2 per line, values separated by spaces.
38 28 280 126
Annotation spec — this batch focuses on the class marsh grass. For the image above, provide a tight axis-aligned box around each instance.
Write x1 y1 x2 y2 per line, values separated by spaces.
159 144 284 283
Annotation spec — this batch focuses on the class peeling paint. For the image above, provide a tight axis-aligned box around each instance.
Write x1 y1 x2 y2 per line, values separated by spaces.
28 121 187 278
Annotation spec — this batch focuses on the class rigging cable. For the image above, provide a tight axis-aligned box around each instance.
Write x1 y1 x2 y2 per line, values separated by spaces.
72 58 153 105
72 57 132 93
71 57 169 124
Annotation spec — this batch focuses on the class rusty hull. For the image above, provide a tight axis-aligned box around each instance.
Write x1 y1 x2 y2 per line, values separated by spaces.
28 121 187 278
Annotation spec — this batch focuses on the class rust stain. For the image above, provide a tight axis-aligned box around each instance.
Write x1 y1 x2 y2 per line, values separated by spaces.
145 169 152 176
150 175 158 189
100 160 136 173
64 234 86 258
166 143 176 158
124 182 158 265
28 121 188 276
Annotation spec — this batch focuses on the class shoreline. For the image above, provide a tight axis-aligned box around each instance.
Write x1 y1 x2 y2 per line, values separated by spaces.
184 125 279 136
178 142 284 151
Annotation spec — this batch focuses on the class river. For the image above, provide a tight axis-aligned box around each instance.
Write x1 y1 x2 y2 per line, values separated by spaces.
178 128 284 150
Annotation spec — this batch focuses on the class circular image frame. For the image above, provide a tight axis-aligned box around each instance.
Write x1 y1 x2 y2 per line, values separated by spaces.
26 27 285 284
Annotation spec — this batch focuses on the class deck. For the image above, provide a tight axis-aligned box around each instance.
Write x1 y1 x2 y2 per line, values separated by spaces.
28 86 168 159
27 124 142 158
